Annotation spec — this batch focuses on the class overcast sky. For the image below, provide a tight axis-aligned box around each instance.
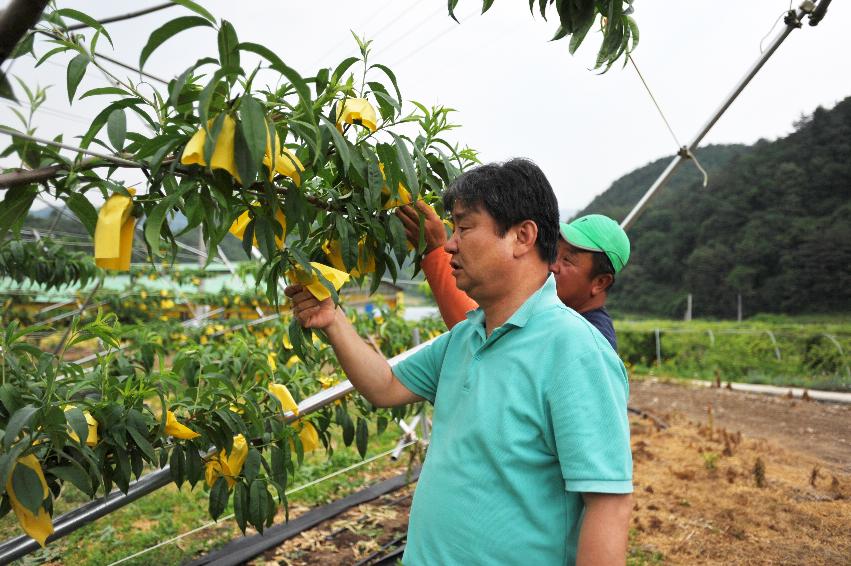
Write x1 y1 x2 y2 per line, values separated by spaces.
2 0 849 218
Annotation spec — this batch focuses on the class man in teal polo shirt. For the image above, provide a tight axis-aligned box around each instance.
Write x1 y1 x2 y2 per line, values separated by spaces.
286 159 633 565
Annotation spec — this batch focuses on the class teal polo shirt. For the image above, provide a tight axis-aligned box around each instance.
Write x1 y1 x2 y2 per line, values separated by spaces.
393 275 632 565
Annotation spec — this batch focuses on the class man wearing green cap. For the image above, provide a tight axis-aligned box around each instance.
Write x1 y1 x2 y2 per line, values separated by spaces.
397 204 630 350
550 214 630 350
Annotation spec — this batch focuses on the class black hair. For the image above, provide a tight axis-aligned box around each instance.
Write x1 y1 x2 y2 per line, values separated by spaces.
442 158 559 263
590 251 616 290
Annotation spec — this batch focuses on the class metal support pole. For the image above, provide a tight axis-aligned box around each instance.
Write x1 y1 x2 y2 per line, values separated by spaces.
765 331 782 361
822 334 851 382
620 1 819 231
654 328 662 367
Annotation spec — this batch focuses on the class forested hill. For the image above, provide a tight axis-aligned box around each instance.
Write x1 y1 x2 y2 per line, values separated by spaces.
576 97 851 318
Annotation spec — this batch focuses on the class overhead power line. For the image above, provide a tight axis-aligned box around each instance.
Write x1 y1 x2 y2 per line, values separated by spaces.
65 3 178 31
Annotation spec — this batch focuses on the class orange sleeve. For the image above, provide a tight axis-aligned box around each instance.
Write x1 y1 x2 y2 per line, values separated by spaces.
421 247 478 329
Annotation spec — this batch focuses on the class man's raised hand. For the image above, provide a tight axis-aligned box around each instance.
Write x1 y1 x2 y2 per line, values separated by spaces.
285 284 337 329
396 200 447 254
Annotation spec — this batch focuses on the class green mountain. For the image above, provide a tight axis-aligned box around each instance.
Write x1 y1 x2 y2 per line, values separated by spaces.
577 97 851 318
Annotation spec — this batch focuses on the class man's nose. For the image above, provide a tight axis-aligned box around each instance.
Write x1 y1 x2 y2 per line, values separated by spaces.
549 262 559 274
444 230 459 253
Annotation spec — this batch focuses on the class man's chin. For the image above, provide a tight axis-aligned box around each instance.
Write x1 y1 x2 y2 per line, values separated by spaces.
453 274 471 293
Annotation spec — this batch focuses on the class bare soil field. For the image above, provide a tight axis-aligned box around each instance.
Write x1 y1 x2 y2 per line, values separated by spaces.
249 379 851 565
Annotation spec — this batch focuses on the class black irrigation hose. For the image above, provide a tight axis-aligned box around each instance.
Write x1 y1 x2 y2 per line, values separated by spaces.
628 406 669 430
354 533 408 566
188 467 421 566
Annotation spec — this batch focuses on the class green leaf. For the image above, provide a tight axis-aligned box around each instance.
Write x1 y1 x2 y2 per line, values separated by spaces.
448 0 461 23
237 42 313 122
198 70 231 132
9 32 35 59
356 417 368 458
236 95 266 177
209 476 229 520
169 57 217 108
270 445 287 494
369 64 402 110
11 463 44 515
320 115 351 174
170 445 187 488
0 445 25 488
0 384 20 415
4 405 37 450
127 423 157 464
254 214 280 259
233 481 249 533
48 465 92 496
171 0 217 24
80 86 127 99
139 16 214 69
339 408 355 447
66 53 89 103
333 216 353 271
387 213 409 266
365 152 384 212
626 15 640 52
217 20 240 70
389 132 419 194
233 120 259 186
243 448 261 483
54 8 113 47
315 67 329 94
248 479 268 533
0 72 16 102
35 46 71 68
65 407 89 446
144 178 196 256
185 447 203 487
107 108 127 151
367 82 399 121
0 186 37 240
80 98 143 149
481 0 496 13
331 56 359 82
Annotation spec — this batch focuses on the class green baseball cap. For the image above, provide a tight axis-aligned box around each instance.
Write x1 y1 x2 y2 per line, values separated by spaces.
559 214 630 273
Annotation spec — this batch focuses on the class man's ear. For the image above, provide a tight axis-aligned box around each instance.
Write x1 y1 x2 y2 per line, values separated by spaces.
590 274 614 297
512 220 539 258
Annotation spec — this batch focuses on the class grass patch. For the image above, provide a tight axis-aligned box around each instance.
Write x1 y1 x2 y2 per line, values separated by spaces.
616 318 851 391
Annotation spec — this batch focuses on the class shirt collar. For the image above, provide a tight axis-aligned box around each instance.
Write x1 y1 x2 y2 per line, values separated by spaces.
464 274 560 331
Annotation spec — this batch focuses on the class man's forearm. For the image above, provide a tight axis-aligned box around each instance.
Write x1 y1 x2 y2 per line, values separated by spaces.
576 493 632 566
323 307 420 407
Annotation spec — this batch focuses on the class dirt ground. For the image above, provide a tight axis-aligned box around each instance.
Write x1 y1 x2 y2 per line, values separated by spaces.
249 379 851 565
629 378 851 473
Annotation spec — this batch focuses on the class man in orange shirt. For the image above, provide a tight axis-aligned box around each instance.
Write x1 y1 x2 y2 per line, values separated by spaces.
397 202 630 350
